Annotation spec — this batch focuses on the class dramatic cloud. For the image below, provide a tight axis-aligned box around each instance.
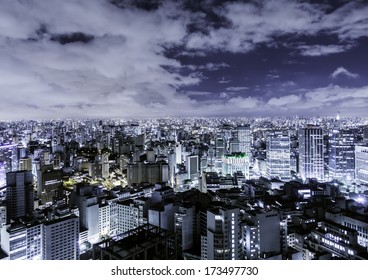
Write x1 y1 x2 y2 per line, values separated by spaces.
185 0 324 53
331 67 359 79
321 1 368 40
0 0 367 119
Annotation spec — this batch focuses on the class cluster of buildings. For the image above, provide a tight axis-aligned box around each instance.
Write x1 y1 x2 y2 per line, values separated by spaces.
0 116 368 260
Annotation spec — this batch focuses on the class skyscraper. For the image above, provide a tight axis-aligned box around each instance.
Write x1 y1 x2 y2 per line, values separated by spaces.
5 171 34 223
266 130 291 181
186 154 199 181
298 126 324 181
237 125 251 155
328 125 355 182
242 209 281 260
42 214 80 260
0 161 5 188
0 144 18 173
215 135 225 173
36 164 63 204
355 144 368 185
0 224 27 260
202 206 240 260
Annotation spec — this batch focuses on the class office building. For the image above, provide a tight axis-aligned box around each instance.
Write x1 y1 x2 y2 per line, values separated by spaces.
36 165 63 204
0 162 5 188
116 199 144 236
328 125 355 182
202 206 240 260
222 153 249 179
186 155 199 181
19 157 32 171
0 224 27 260
5 171 34 223
355 144 368 185
0 144 18 173
69 184 99 242
127 161 169 186
237 125 251 155
242 209 281 260
174 204 195 257
299 126 324 181
266 130 291 181
42 214 80 260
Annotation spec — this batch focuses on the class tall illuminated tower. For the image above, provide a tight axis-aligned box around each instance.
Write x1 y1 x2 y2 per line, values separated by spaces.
328 120 355 182
355 144 368 185
299 126 324 181
266 130 291 181
237 125 251 155
202 206 240 260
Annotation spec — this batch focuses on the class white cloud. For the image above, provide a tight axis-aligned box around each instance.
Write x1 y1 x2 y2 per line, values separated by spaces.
185 0 324 53
298 44 353 56
0 0 202 120
268 94 301 106
321 1 368 40
331 67 359 79
0 0 367 120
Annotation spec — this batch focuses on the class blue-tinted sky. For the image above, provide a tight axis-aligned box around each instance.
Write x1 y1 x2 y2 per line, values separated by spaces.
0 0 367 120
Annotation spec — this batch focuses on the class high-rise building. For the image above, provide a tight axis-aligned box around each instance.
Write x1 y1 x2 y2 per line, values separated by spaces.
355 144 368 185
0 224 27 260
26 222 42 260
36 165 63 204
174 204 195 257
328 126 355 182
0 161 5 188
98 201 111 237
0 204 6 227
127 160 169 186
0 144 18 173
149 202 177 232
19 157 32 171
69 184 99 242
116 199 144 236
202 206 240 260
242 209 281 260
215 135 225 173
363 126 368 143
186 154 199 181
222 153 249 179
42 214 80 260
299 126 324 181
237 125 251 155
266 131 291 181
5 171 34 223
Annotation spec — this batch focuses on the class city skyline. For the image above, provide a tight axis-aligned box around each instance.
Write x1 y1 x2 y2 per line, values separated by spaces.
1 0 368 120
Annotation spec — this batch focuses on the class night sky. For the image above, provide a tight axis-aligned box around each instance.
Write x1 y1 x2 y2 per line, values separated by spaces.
0 0 367 120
